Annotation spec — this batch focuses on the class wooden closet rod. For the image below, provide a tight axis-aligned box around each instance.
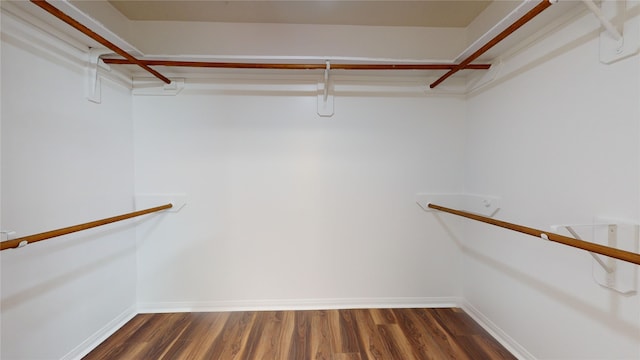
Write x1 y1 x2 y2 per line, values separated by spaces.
0 204 173 251
30 0 171 84
428 203 640 266
430 0 554 88
101 59 492 71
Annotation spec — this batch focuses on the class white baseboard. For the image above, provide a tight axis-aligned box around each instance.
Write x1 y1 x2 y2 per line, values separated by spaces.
460 300 536 360
60 306 137 360
137 296 463 313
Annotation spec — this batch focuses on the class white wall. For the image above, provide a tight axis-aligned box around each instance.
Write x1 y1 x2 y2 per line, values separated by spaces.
0 12 136 360
128 21 467 61
462 12 640 360
4 2 640 359
133 79 466 310
69 0 467 61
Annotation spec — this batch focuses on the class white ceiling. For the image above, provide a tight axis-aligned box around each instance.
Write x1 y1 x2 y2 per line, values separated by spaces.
107 0 493 28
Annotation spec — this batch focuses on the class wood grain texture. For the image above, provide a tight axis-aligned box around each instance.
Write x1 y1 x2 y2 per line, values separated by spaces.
0 203 172 251
429 0 553 88
427 202 640 265
101 59 492 71
83 308 516 360
30 1 171 83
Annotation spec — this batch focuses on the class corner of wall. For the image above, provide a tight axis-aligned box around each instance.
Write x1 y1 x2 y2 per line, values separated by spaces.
60 306 137 360
461 300 537 360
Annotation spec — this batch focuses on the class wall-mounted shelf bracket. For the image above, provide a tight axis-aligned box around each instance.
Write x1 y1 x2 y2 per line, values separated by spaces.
1 231 27 248
132 78 184 96
416 193 501 217
553 224 613 272
583 0 622 42
86 49 113 103
583 0 640 64
1 230 16 242
317 60 334 117
551 219 638 294
324 60 330 101
466 61 502 93
135 193 187 213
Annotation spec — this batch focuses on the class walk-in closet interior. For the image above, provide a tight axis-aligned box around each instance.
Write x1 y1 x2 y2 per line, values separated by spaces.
1 0 639 359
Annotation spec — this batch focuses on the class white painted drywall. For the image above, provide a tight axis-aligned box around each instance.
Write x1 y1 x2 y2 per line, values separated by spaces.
0 13 136 360
133 80 466 310
70 0 465 61
3 2 640 359
462 11 640 359
128 21 467 61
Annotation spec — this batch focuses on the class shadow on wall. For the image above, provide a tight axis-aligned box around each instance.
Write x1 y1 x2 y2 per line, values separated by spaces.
469 4 640 96
433 214 640 342
0 224 137 312
0 25 85 78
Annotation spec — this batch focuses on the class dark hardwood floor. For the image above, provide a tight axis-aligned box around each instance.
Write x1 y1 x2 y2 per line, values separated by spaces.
83 308 516 359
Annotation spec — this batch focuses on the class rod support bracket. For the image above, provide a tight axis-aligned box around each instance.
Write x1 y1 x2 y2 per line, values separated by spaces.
551 221 638 295
589 0 640 64
415 193 501 217
1 230 16 241
86 48 114 103
324 60 330 101
582 0 623 42
317 60 334 117
132 78 184 96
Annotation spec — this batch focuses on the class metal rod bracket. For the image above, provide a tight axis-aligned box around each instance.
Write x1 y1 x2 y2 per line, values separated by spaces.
582 0 623 42
86 48 113 103
317 60 334 117
551 220 638 294
1 230 16 241
591 0 640 64
416 193 501 217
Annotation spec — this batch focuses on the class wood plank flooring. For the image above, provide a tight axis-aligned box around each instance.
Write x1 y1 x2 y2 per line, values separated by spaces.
83 308 516 359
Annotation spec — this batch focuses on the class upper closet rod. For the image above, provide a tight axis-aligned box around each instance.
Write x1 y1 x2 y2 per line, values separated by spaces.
428 203 640 266
30 0 171 84
430 0 555 88
0 204 173 251
100 59 492 71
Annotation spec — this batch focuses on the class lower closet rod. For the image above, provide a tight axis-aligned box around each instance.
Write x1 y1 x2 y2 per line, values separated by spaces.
428 203 640 266
0 204 173 251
